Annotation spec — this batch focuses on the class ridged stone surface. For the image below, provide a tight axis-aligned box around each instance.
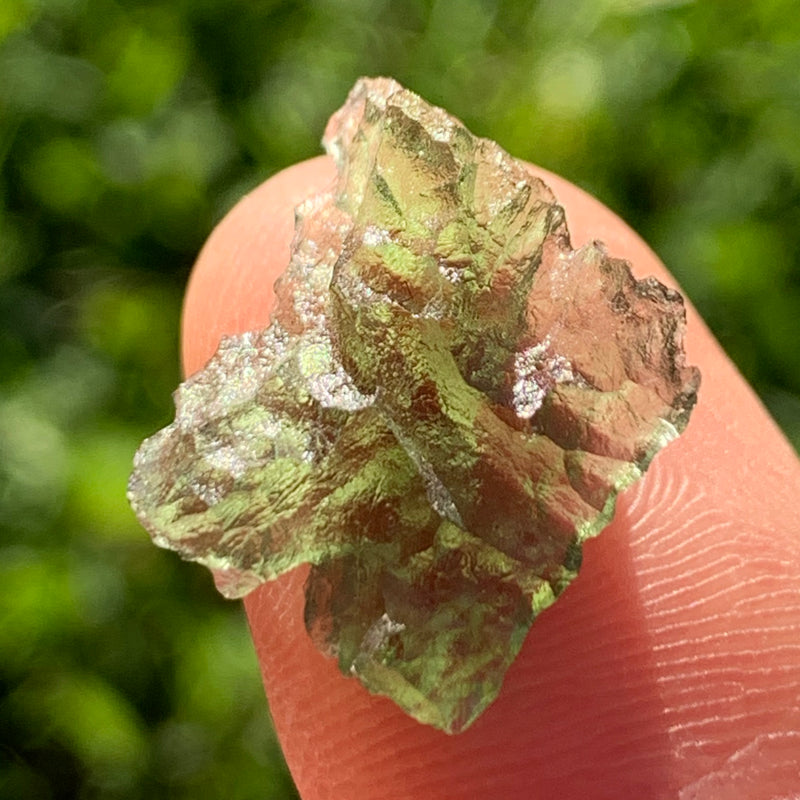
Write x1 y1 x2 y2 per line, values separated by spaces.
130 79 701 733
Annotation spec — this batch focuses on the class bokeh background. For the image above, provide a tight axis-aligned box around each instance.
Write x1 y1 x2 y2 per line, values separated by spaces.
1 1 798 797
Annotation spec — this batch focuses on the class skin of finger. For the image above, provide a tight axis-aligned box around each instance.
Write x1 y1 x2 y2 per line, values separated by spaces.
182 156 800 800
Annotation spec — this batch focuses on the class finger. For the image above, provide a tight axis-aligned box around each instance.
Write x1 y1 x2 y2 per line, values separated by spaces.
183 156 800 800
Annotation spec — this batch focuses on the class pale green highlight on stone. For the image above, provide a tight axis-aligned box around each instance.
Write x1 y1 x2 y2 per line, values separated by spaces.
128 77 699 733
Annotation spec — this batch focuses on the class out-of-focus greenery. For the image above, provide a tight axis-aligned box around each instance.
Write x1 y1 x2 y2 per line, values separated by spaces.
1 1 798 797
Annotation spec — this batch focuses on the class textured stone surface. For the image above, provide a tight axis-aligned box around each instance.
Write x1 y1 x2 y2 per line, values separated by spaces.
128 77 699 733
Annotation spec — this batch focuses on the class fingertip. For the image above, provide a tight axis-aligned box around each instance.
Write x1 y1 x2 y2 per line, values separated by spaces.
179 156 800 800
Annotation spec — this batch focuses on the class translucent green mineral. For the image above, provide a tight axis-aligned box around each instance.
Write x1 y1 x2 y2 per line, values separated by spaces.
128 77 700 733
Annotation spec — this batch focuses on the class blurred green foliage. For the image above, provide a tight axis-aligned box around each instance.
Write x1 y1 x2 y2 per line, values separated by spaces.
1 0 798 797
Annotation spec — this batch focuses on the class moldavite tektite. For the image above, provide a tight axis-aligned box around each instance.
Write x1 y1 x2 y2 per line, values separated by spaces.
128 77 700 733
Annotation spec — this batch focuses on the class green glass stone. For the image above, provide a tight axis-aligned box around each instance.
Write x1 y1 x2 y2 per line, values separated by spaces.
128 78 700 733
